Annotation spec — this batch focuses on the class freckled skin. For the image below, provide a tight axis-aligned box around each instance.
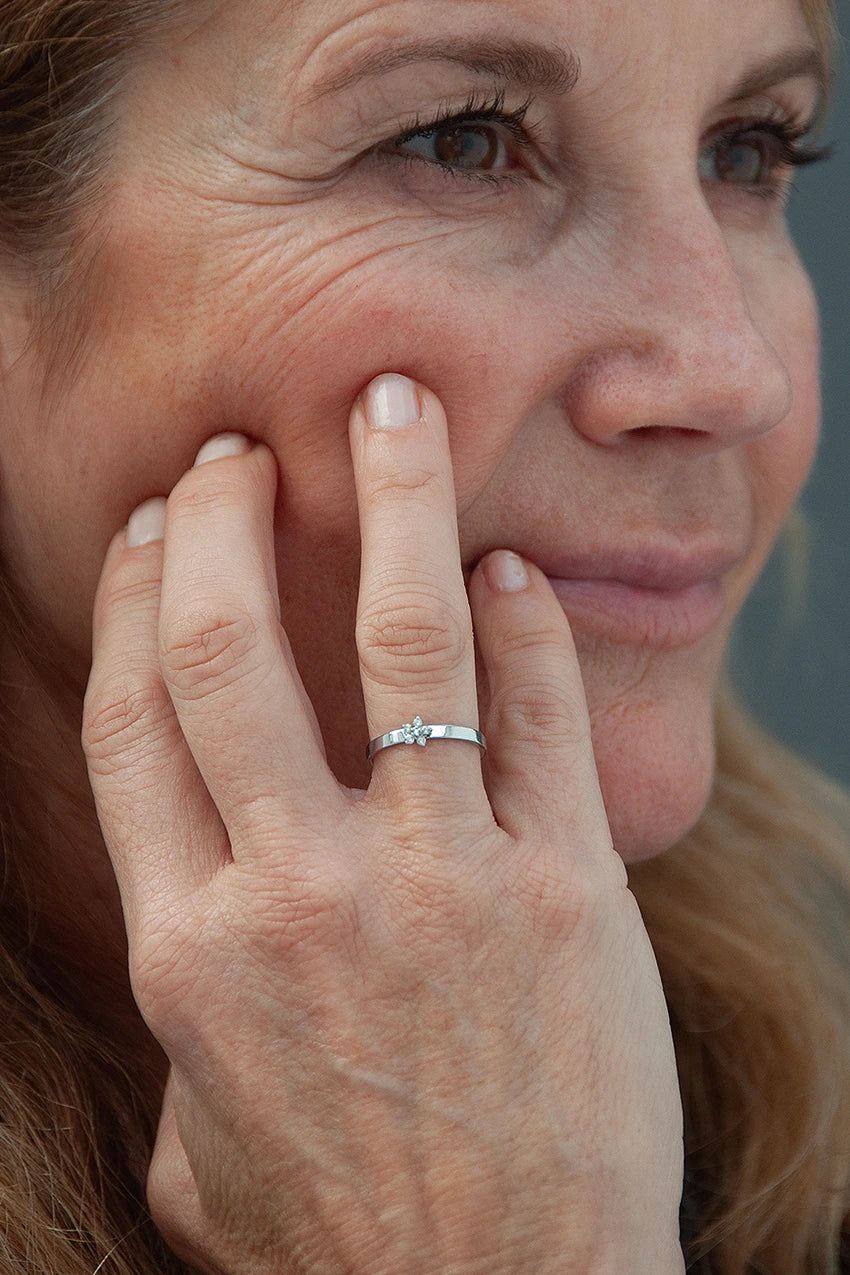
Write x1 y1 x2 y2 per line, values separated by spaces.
0 0 821 861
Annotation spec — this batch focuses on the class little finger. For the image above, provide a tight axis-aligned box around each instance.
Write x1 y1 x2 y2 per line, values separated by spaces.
84 506 227 907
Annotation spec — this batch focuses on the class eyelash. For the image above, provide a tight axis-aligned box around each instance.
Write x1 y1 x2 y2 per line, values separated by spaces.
388 90 539 186
703 108 833 202
385 93 832 199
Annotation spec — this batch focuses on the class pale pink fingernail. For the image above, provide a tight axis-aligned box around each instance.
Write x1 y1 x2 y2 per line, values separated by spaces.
193 433 252 466
364 374 421 431
483 550 529 593
127 497 167 548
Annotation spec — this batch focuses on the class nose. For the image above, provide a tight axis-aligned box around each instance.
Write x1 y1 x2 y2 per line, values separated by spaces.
558 200 794 450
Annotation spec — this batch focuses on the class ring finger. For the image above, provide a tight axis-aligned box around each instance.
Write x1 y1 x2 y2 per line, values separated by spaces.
350 373 487 806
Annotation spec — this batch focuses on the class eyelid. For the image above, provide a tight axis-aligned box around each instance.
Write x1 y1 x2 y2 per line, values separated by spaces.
699 101 815 169
709 80 822 134
699 105 832 204
380 91 548 186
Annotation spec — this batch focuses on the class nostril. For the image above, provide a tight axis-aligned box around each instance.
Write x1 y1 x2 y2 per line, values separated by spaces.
625 424 731 453
635 426 708 442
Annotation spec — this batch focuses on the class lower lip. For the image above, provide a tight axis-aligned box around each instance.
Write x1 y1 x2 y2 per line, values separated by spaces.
546 577 726 648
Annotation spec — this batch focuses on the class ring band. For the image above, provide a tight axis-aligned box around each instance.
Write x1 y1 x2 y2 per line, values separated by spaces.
367 715 486 760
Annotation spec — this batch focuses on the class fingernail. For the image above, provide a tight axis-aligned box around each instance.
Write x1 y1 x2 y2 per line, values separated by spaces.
483 550 529 593
364 373 421 431
127 497 167 548
193 433 252 466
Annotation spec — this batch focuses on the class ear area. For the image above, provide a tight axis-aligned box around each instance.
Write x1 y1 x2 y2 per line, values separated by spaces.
0 262 37 381
0 261 46 435
0 266 44 519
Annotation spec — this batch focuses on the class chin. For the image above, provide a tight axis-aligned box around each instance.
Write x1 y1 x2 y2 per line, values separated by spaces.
591 698 717 864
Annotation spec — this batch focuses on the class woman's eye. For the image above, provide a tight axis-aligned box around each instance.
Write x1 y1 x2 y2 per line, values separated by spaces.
697 118 832 196
699 128 783 187
383 99 538 181
398 122 511 172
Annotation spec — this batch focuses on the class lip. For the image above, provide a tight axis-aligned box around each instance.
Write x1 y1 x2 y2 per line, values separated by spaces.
545 577 726 647
527 545 742 648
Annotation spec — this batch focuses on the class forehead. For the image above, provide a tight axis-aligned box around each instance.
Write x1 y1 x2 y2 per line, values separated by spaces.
184 0 818 112
207 0 814 56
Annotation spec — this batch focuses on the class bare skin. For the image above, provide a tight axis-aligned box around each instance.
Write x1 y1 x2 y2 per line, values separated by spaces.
85 402 685 1271
0 0 827 1266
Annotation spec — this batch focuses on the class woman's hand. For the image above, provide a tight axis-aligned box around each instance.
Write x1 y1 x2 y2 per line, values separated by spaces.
83 374 685 1275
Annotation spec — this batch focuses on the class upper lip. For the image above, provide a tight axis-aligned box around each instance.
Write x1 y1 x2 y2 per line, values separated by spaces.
516 542 745 591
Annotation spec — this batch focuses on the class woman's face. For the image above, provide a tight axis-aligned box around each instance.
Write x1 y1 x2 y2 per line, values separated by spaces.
0 0 823 860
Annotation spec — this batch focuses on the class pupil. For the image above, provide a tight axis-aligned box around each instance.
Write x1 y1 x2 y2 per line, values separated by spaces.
434 126 498 169
719 136 767 184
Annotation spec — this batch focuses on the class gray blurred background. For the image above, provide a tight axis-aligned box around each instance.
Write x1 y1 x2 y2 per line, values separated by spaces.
729 6 849 786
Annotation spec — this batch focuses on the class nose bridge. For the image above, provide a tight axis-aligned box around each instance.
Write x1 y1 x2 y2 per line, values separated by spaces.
634 200 756 372
561 191 793 446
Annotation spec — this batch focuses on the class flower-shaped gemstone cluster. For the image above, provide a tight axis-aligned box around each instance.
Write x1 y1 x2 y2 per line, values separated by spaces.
400 716 433 746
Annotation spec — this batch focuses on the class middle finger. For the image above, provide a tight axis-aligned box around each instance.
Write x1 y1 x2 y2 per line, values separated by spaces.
351 374 487 804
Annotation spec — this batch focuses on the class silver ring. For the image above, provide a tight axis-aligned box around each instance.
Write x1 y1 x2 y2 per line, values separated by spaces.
367 715 486 760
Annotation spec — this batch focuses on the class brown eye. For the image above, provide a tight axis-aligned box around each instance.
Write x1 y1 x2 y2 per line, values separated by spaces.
699 128 783 186
397 123 509 171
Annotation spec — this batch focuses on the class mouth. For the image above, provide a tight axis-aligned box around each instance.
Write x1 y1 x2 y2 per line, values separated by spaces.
492 543 741 649
545 577 726 648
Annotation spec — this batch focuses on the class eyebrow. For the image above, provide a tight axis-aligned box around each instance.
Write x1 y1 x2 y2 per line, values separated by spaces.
310 37 827 122
310 38 582 100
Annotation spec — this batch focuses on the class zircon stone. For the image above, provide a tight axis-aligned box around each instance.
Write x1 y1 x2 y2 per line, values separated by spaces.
401 716 432 746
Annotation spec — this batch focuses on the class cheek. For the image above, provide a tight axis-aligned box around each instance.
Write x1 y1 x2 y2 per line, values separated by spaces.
1 226 546 678
747 262 821 535
194 254 545 520
739 238 821 520
95 173 553 520
174 257 545 786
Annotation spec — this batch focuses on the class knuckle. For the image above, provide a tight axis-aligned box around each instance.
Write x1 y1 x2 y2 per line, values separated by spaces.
160 604 262 698
368 462 443 504
129 918 209 1047
493 621 564 661
390 852 489 934
132 954 193 1042
506 850 622 950
146 1171 205 1273
517 875 587 946
489 683 589 751
239 862 363 958
100 566 163 617
82 678 171 766
357 589 469 683
170 466 248 518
